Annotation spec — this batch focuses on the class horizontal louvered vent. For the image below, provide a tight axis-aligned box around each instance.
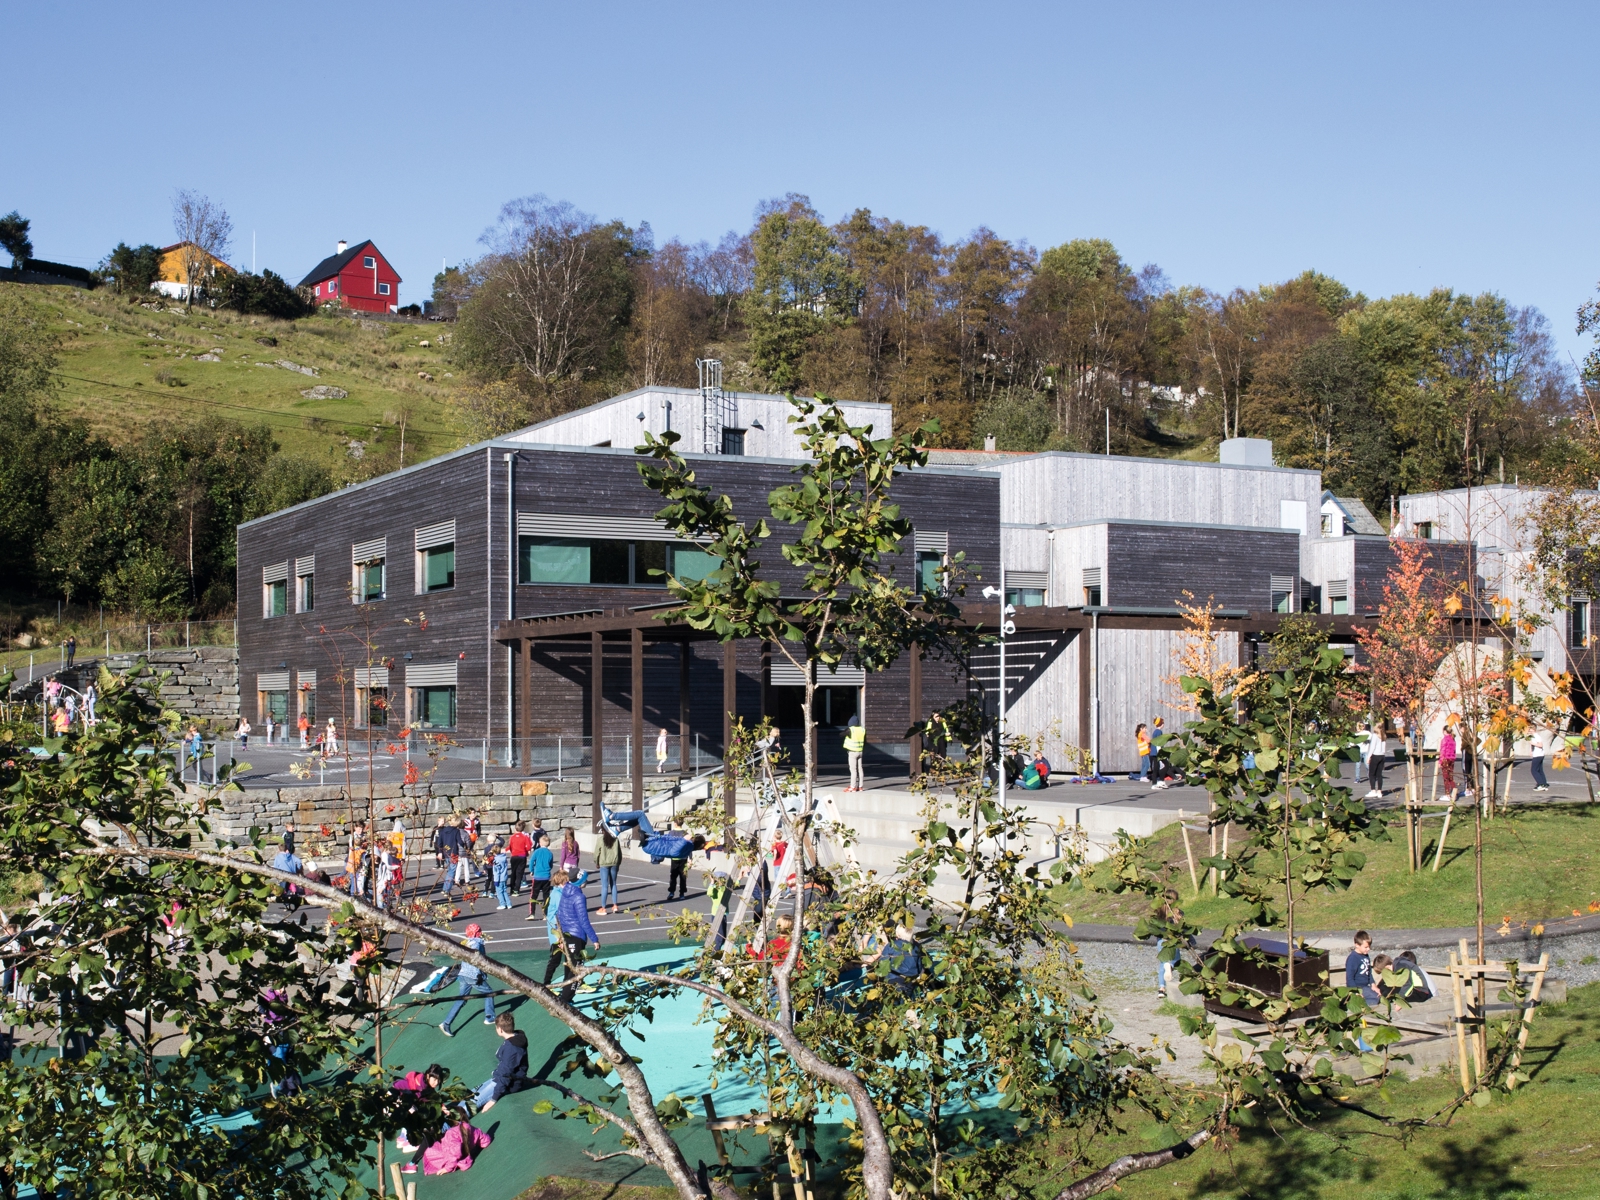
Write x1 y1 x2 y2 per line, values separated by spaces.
1270 575 1294 592
297 670 316 689
295 556 315 576
1082 567 1103 589
415 520 455 550
262 561 288 584
256 672 290 691
406 662 458 687
352 537 387 563
517 512 677 542
913 530 949 554
769 660 867 687
1007 570 1048 589
1327 578 1350 599
354 667 389 687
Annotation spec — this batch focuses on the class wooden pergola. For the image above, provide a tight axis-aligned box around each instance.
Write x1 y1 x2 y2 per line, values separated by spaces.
494 602 1383 831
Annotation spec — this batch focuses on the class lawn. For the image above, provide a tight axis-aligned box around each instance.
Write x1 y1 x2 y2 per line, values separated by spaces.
1059 802 1600 931
6 282 467 469
1057 978 1600 1200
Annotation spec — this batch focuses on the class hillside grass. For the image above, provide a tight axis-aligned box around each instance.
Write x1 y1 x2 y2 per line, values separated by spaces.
5 282 468 471
1061 978 1600 1200
1059 801 1600 932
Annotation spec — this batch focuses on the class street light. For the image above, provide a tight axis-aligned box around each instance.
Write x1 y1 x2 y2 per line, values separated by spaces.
982 584 1017 807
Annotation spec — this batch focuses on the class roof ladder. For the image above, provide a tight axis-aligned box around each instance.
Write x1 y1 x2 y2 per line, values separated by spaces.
696 358 734 453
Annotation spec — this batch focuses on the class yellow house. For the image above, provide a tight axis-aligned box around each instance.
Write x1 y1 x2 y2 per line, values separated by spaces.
153 242 234 299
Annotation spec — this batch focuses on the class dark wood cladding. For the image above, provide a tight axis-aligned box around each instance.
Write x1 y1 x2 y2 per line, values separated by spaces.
1106 525 1300 611
238 445 999 753
1352 538 1475 616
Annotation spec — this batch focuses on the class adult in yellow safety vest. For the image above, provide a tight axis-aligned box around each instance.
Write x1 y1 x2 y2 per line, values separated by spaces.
843 723 866 792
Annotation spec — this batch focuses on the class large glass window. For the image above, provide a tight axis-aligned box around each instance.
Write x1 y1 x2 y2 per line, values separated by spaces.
412 685 457 729
1573 600 1589 649
297 573 314 613
264 580 287 618
299 686 316 721
421 544 455 592
916 551 945 595
260 690 289 723
1007 586 1045 608
519 537 718 587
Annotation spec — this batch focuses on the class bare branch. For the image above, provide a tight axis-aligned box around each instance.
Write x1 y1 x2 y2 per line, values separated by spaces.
1052 1127 1213 1200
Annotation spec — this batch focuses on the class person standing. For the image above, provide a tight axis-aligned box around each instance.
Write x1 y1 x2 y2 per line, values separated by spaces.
83 683 96 725
507 822 533 895
1365 721 1387 800
490 841 512 909
594 829 622 914
64 634 76 669
1134 723 1152 782
235 716 251 750
525 834 554 920
559 828 581 876
1529 723 1552 791
265 713 275 746
843 719 866 793
297 712 309 749
324 717 339 755
656 726 670 774
1438 721 1458 800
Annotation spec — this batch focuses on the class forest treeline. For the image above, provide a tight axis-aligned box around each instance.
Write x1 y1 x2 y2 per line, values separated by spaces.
443 193 1600 516
0 290 332 618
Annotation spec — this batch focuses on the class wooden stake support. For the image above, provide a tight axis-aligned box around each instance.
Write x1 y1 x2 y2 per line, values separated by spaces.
701 1092 731 1166
1447 946 1550 1092
1433 792 1456 873
1177 809 1200 897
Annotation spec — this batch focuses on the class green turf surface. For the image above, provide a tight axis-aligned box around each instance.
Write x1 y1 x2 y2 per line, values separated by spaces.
359 941 786 1196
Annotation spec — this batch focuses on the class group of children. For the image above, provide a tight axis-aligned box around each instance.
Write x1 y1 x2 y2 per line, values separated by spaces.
43 679 96 735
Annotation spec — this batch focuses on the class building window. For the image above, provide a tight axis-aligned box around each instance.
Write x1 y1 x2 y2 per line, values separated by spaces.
356 686 389 728
1007 587 1046 607
1321 512 1336 536
916 551 946 595
518 537 714 587
1082 566 1103 608
260 690 289 724
297 572 314 613
264 579 287 618
363 256 375 268
411 685 457 729
1271 575 1295 614
378 282 390 296
1328 579 1351 616
298 685 316 723
329 280 337 293
1573 599 1590 649
315 284 321 295
721 428 746 455
356 558 385 602
1415 521 1433 540
420 543 455 592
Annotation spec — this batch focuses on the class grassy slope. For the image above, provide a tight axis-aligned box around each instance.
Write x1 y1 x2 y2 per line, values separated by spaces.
1074 979 1600 1200
6 282 468 470
1059 802 1600 931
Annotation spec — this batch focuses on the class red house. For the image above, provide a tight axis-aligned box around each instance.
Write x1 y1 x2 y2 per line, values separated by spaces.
297 239 401 313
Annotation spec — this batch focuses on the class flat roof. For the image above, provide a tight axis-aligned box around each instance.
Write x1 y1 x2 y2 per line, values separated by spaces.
1004 518 1302 535
508 384 891 439
984 449 1321 477
239 435 992 531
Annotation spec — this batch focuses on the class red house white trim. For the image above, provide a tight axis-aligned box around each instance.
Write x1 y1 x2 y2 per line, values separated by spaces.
296 239 401 313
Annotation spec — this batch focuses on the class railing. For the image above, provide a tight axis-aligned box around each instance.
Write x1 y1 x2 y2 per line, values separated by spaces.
3 618 237 680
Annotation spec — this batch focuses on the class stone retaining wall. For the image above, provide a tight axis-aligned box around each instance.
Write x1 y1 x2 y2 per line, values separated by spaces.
108 647 239 725
202 776 645 855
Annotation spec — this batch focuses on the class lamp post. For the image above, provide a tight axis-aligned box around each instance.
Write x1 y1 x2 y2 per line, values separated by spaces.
982 580 1016 808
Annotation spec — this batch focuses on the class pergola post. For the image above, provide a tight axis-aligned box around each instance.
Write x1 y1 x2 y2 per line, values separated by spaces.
591 630 603 833
723 641 737 819
908 641 922 783
631 626 645 809
1077 629 1091 753
518 637 532 773
678 641 690 776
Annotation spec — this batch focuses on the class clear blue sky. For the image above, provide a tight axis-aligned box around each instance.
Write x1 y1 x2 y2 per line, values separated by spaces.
9 2 1597 357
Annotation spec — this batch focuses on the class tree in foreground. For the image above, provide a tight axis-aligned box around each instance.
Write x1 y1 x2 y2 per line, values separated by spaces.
0 669 393 1199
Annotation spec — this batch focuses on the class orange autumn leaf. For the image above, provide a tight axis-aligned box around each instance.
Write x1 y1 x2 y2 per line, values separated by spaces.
1444 595 1464 614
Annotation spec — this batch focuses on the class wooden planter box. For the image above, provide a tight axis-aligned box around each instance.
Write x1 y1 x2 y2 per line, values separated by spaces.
1203 934 1329 1022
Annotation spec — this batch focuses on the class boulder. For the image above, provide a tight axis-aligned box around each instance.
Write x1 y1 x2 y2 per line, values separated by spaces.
301 385 349 399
